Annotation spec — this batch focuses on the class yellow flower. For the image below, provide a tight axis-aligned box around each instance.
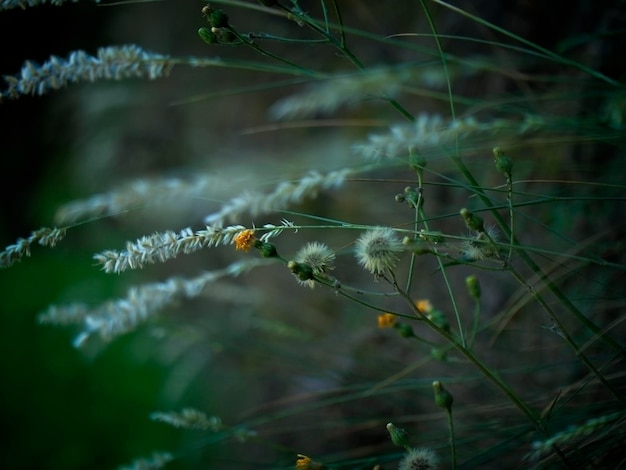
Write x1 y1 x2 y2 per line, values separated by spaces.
295 454 313 469
295 454 326 470
234 229 256 252
377 313 397 329
416 299 433 314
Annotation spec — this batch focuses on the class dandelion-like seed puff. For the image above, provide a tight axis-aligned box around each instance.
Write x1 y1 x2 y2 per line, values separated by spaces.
355 227 404 275
398 447 440 470
292 242 335 288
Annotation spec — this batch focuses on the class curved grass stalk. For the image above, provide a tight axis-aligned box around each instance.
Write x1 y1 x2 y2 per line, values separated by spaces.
428 0 621 86
389 282 546 434
506 265 625 405
416 0 467 348
321 267 549 438
419 0 456 120
449 156 626 362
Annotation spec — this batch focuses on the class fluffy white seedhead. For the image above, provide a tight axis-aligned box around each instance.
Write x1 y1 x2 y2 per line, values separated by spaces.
355 227 404 275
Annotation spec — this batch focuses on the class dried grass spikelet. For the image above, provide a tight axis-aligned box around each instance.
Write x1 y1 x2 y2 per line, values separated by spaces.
2 45 171 100
0 227 66 268
93 225 248 273
38 259 269 346
118 451 173 470
1 0 100 10
150 408 223 431
54 174 236 224
270 60 475 120
353 113 542 160
270 66 413 120
203 168 352 226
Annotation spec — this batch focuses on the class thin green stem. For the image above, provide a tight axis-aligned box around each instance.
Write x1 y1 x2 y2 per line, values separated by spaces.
409 162 466 346
392 282 546 434
404 210 420 295
419 205 466 347
419 0 456 119
227 27 312 72
182 56 321 78
405 156 423 294
507 265 625 404
446 408 457 469
449 155 626 360
429 0 620 86
468 298 480 348
505 171 514 261
320 0 330 33
247 32 328 44
330 0 346 48
280 0 416 121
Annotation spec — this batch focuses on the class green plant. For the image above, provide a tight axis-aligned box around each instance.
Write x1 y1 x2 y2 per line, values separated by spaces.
1 1 625 469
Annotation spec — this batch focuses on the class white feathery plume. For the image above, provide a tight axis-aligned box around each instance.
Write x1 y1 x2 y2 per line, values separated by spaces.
93 225 248 274
54 174 234 224
269 62 473 120
38 258 271 346
270 67 413 120
353 113 543 160
0 0 98 10
2 45 171 100
203 168 352 226
150 408 223 431
117 451 173 470
0 227 66 268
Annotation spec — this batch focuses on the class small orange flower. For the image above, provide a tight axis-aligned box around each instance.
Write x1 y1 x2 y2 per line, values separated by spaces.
234 229 257 252
416 299 433 314
377 313 397 329
295 454 326 469
295 454 313 469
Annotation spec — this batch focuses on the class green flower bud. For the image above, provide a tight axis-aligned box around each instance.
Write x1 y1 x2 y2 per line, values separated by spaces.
198 27 218 45
401 186 420 208
418 230 445 244
426 309 450 332
430 348 447 362
465 274 481 300
210 10 229 28
460 208 484 232
432 381 454 411
402 237 431 255
256 241 279 258
212 27 238 44
386 422 411 448
493 147 513 175
395 322 415 338
288 260 314 282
